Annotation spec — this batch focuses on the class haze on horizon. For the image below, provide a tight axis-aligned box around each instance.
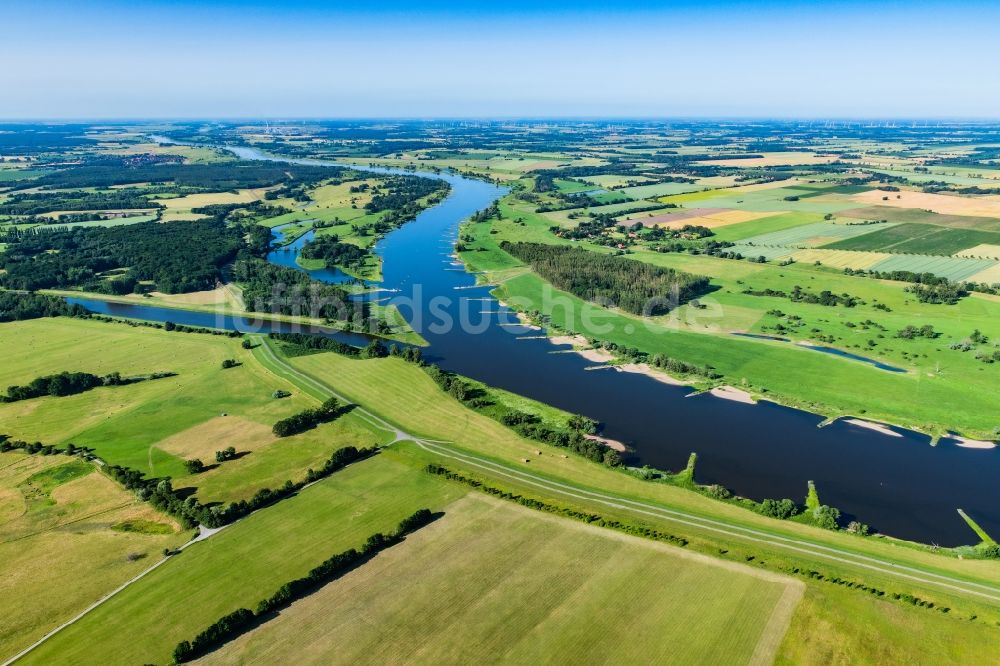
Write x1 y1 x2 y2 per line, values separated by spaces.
4 0 1000 120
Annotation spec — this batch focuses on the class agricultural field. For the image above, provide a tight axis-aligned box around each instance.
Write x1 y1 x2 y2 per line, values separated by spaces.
0 452 185 661
17 453 465 665
199 494 801 665
0 318 388 501
6 119 1000 665
823 222 1000 254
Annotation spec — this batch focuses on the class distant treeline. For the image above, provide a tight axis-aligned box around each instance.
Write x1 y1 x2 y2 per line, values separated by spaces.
501 241 710 315
172 508 435 663
0 190 161 216
0 220 242 293
29 160 340 190
0 292 89 322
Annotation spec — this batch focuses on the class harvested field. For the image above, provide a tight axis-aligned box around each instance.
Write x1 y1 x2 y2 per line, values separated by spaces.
850 189 1000 218
967 263 1000 284
837 206 1000 231
739 221 897 248
695 152 840 167
957 243 1000 260
789 248 890 269
624 208 777 229
198 494 802 666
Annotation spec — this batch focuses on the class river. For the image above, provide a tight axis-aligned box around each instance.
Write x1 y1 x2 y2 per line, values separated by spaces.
74 141 999 547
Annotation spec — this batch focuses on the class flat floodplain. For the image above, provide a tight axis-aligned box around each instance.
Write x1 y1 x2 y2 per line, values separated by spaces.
0 453 184 661
0 318 386 501
198 494 802 666
17 454 464 666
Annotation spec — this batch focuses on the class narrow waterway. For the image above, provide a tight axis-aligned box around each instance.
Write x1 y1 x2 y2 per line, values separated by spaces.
79 141 1000 546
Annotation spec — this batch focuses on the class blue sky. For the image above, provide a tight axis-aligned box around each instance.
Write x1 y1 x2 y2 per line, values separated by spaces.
3 0 999 119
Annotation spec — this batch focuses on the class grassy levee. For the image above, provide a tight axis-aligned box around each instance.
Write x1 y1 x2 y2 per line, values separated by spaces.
255 344 1000 607
198 494 801 666
0 453 186 661
17 454 464 665
0 318 388 503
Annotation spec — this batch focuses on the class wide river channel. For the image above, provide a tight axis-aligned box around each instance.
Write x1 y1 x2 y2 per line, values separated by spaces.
72 143 999 547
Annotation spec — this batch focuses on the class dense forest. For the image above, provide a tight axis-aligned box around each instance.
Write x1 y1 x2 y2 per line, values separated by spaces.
0 190 161 215
27 160 340 190
298 236 368 270
501 242 711 315
0 292 89 322
0 220 242 293
231 259 359 321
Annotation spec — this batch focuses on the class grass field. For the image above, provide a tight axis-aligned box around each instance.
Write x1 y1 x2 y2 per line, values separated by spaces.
0 318 387 501
738 221 898 248
200 494 801 665
18 453 464 665
0 452 185 661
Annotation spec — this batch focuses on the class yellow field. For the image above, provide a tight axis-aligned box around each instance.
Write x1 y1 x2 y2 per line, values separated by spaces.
957 243 1000 260
790 248 890 269
198 494 802 666
850 189 1000 217
625 208 776 229
696 152 838 167
967 263 1000 284
0 453 184 660
309 179 376 209
161 187 277 212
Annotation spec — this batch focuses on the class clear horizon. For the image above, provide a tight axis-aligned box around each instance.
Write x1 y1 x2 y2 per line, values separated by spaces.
4 0 1000 119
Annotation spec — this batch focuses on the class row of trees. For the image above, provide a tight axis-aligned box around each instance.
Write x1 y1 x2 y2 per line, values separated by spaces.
106 445 376 529
272 397 341 437
1 370 171 403
172 508 435 662
501 241 710 315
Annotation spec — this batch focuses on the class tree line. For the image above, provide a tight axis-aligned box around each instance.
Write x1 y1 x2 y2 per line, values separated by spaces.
172 508 436 662
105 445 376 529
501 241 711 315
272 397 342 437
1 370 173 403
28 160 341 190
